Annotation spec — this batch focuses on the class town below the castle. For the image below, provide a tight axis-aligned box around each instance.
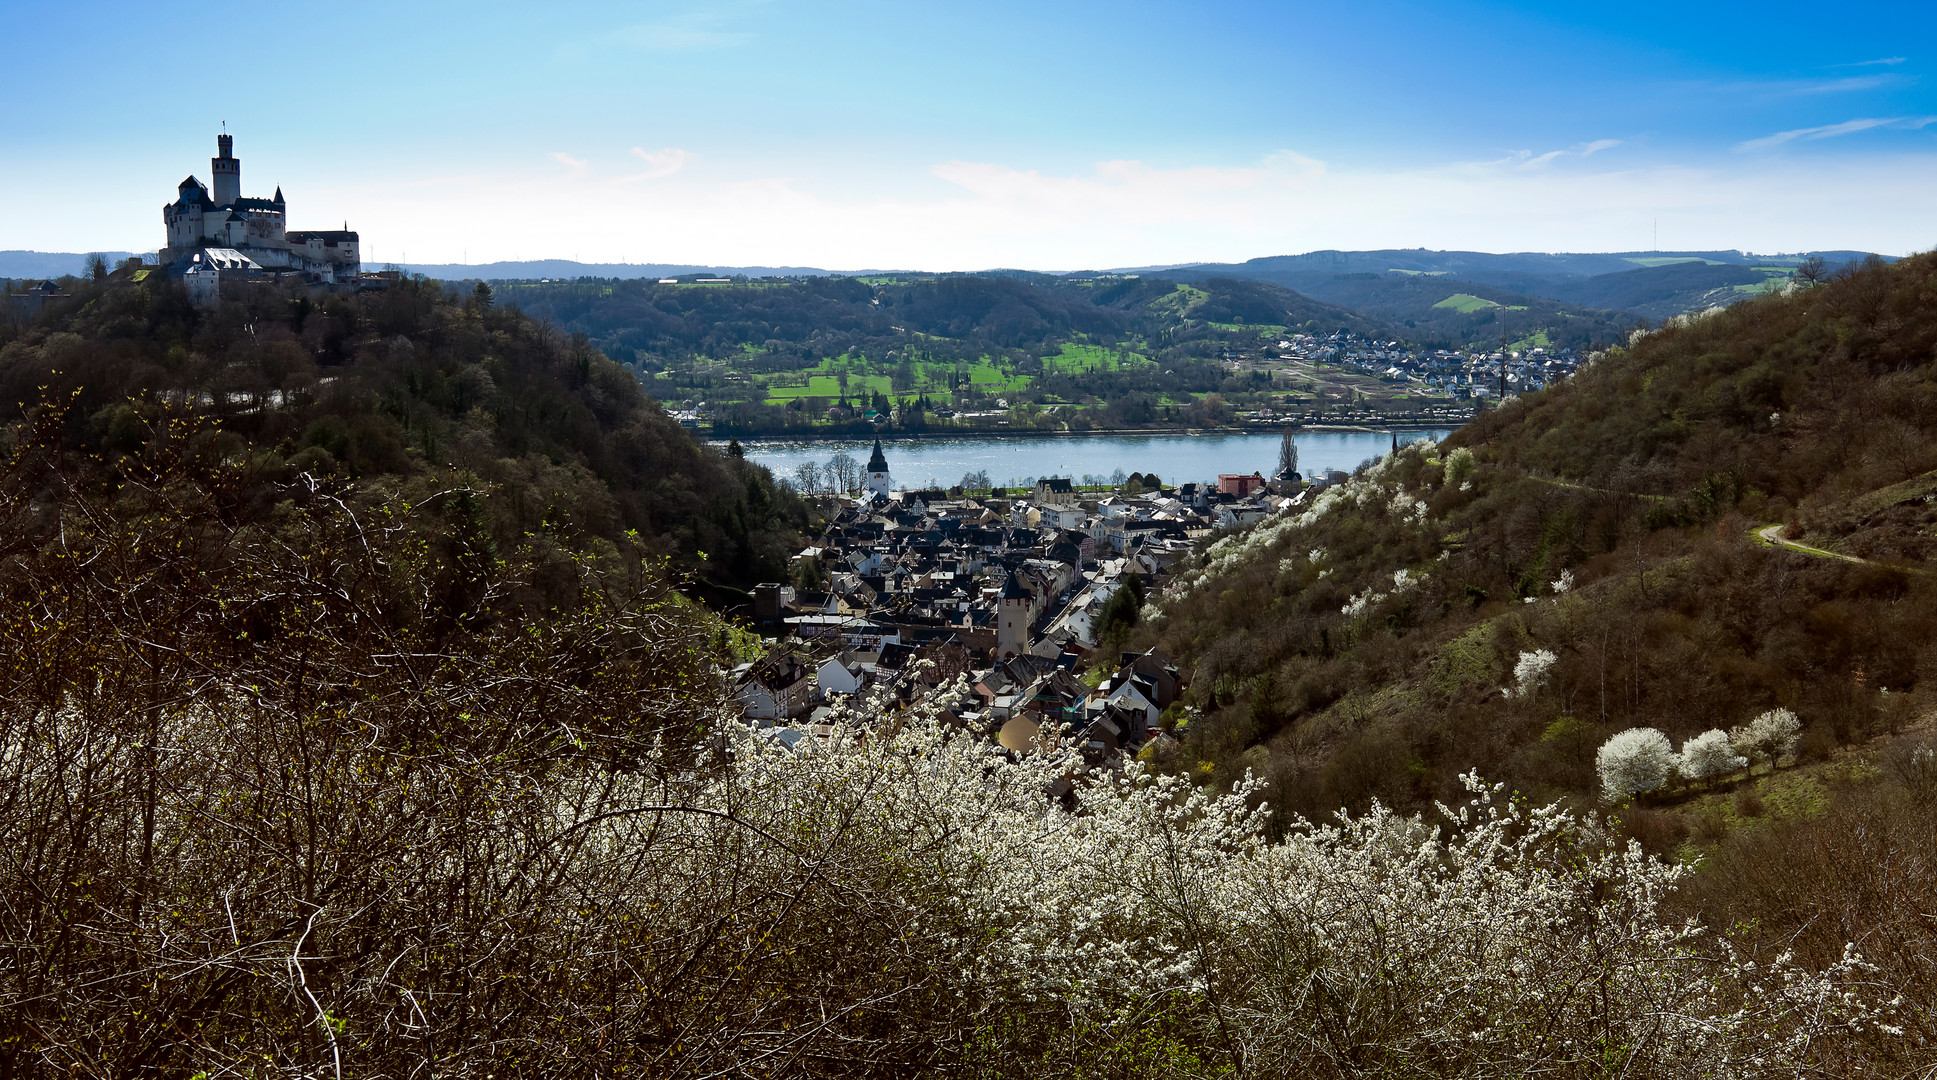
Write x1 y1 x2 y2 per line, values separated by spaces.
727 437 1332 769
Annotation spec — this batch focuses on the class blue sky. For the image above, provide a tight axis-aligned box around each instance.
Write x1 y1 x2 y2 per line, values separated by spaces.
5 0 1934 267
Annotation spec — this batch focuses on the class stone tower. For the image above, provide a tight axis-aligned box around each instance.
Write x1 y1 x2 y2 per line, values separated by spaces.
997 573 1032 659
211 134 240 207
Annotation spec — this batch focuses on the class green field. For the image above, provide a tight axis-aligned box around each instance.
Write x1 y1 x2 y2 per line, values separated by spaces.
1433 293 1499 314
965 360 1031 393
763 374 896 401
1042 342 1151 374
1149 283 1210 317
1206 322 1288 335
1623 256 1726 267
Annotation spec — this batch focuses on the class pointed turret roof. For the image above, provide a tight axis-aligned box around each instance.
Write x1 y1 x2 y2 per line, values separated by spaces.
866 438 889 473
272 186 285 205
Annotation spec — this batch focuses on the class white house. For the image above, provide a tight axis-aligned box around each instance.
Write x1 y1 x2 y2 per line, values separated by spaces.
1090 674 1160 734
816 652 868 696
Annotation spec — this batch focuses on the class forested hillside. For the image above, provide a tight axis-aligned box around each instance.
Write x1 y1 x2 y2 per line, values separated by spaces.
501 272 1393 371
0 271 806 592
1134 253 1937 1049
1163 266 1637 349
1160 248 1882 325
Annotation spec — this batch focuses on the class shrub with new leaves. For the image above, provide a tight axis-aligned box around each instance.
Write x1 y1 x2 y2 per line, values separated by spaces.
1678 728 1749 783
1598 727 1678 801
1731 707 1803 768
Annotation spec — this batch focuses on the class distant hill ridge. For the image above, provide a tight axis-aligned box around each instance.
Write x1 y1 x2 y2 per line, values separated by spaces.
8 247 1896 329
0 250 141 279
5 248 1890 284
1144 248 1891 278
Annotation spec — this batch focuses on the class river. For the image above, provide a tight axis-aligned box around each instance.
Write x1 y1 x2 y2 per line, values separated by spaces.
729 429 1453 490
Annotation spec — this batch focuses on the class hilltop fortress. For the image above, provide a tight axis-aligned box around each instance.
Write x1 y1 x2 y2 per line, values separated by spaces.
163 134 360 284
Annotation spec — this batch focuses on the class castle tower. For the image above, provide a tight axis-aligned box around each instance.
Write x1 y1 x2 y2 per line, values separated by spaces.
211 134 240 207
996 573 1032 659
865 438 893 496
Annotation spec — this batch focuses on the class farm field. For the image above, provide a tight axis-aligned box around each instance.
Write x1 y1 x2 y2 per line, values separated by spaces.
1043 342 1152 373
1432 293 1498 313
762 374 897 402
1207 322 1289 335
1623 256 1725 267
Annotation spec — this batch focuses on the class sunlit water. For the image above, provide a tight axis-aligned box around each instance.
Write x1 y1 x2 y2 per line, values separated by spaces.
728 429 1453 490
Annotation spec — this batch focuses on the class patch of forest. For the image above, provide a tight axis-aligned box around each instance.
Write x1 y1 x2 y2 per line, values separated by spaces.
1163 266 1638 349
0 271 807 594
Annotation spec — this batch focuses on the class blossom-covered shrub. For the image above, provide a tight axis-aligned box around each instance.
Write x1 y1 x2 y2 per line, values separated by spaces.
1731 707 1803 769
1598 726 1678 801
1679 728 1749 783
1502 647 1557 699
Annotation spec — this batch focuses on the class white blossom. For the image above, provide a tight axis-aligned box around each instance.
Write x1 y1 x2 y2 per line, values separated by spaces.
1678 729 1748 783
1342 589 1385 618
1598 727 1677 801
1730 707 1803 768
1502 648 1557 698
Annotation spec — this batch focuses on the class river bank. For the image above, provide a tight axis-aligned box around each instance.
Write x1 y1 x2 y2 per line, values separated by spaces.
734 429 1455 491
710 421 1461 447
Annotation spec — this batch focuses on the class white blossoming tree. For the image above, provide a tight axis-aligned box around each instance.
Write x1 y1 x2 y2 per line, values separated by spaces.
1678 728 1749 784
1731 707 1803 771
1598 726 1678 801
1502 647 1557 699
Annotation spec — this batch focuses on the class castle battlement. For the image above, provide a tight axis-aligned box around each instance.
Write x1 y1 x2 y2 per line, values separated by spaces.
163 134 360 285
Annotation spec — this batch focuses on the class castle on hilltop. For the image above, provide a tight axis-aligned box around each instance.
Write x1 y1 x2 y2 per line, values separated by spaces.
163 133 360 285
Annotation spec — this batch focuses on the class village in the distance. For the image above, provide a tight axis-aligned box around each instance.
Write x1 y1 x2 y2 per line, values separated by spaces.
729 435 1320 768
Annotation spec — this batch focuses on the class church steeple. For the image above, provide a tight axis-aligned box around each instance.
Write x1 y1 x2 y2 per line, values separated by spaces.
864 438 892 497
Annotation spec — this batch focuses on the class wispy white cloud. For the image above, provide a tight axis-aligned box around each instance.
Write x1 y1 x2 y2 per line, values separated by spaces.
1508 139 1621 170
1736 115 1937 152
548 151 589 176
607 6 760 52
1835 57 1907 67
1716 74 1897 98
299 145 1937 270
625 147 693 181
1792 75 1893 94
